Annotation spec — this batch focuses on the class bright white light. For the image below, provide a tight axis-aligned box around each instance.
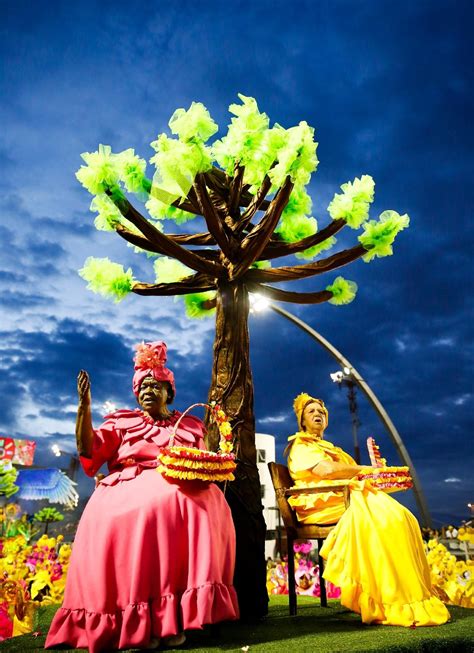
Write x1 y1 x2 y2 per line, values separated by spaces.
330 371 344 383
51 444 62 457
249 293 270 313
103 400 117 414
343 366 351 375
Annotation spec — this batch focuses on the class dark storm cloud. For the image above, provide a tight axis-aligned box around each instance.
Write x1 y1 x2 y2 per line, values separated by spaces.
0 0 472 524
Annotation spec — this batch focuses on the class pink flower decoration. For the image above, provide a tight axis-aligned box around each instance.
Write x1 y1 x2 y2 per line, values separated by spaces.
134 341 167 370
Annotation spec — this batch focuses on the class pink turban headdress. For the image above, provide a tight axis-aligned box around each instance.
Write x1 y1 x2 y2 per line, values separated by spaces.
132 341 176 400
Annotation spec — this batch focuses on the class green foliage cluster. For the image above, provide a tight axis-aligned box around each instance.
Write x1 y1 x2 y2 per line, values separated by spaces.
0 462 19 498
33 507 64 524
75 95 409 310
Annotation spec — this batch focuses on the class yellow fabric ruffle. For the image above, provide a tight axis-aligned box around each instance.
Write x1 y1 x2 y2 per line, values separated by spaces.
287 433 450 627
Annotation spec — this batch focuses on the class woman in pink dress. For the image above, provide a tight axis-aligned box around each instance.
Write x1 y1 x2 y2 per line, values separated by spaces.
45 341 239 652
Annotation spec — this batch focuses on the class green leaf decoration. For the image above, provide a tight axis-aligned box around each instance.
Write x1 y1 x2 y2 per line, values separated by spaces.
326 276 358 305
145 196 196 225
76 144 121 195
183 291 216 318
150 133 213 202
251 260 272 270
328 175 375 228
212 94 271 186
116 148 147 194
169 101 218 143
154 257 193 283
269 121 319 189
34 507 64 523
90 195 124 231
0 462 19 498
276 214 318 243
295 236 337 260
79 257 134 302
281 186 313 221
359 210 410 262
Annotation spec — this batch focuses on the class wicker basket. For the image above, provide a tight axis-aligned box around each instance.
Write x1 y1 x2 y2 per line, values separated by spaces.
157 403 236 482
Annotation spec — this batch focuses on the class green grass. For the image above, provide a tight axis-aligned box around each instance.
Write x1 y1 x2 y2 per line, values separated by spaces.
1 597 473 652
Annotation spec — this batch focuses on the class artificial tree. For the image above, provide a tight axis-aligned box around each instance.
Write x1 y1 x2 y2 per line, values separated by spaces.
76 95 409 617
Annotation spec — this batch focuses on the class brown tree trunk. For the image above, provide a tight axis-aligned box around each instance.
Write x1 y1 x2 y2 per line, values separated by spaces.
207 280 268 620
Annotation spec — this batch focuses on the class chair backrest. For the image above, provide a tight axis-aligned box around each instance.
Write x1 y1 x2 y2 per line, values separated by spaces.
268 462 299 531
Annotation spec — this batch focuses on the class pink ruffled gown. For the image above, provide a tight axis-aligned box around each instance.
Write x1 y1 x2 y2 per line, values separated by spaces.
45 409 239 652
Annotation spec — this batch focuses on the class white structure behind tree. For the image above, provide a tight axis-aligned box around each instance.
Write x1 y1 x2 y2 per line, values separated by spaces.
256 433 277 558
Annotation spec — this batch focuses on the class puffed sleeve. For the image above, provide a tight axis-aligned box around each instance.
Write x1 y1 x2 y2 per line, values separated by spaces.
287 439 330 475
79 416 121 477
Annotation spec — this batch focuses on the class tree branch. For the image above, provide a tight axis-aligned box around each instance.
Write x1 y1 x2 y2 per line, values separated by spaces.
108 192 223 277
193 174 238 260
243 244 367 283
260 218 346 260
132 273 215 296
144 178 200 216
167 232 215 245
234 176 272 235
231 177 294 279
246 282 333 305
228 164 245 219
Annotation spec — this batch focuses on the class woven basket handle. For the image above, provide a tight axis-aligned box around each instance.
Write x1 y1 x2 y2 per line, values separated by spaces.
169 402 211 448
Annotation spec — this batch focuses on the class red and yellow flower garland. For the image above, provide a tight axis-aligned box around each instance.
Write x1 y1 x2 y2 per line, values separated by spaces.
157 402 237 482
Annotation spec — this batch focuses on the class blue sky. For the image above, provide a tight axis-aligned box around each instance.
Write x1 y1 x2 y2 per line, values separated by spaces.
1 0 472 525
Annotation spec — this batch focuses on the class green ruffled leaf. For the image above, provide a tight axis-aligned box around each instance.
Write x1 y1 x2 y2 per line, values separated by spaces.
212 94 270 185
90 195 123 231
154 257 193 283
145 196 197 225
251 260 272 270
359 210 410 262
150 134 213 201
169 102 218 143
183 291 216 319
76 144 122 195
276 214 318 243
79 257 134 302
326 276 358 305
269 121 319 189
328 175 375 228
281 187 313 221
116 148 147 194
295 236 337 260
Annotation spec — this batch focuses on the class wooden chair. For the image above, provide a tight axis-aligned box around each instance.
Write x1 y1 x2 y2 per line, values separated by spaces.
268 462 350 615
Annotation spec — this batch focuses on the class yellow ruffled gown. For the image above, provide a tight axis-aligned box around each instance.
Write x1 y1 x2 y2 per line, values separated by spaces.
287 432 450 626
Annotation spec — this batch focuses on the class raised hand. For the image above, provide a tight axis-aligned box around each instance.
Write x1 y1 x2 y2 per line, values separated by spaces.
77 370 91 406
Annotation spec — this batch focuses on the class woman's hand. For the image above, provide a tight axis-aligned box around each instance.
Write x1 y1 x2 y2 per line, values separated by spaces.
76 370 93 458
77 370 91 406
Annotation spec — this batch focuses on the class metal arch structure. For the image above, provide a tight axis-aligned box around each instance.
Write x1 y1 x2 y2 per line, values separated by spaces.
269 303 432 528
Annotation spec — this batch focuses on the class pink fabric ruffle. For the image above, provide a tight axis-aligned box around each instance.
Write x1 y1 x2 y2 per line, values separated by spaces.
46 582 238 653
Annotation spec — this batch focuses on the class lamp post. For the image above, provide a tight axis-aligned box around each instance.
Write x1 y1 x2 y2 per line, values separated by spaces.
250 295 432 528
330 369 361 464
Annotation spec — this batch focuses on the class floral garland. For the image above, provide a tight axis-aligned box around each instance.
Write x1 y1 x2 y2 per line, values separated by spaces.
157 401 236 482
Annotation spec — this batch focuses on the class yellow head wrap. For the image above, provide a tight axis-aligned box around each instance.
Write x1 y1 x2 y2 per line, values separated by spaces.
293 392 328 431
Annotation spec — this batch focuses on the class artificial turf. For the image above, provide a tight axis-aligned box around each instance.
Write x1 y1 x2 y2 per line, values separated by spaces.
0 597 472 653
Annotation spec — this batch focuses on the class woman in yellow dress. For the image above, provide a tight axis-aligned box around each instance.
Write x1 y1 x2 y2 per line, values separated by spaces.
286 392 450 627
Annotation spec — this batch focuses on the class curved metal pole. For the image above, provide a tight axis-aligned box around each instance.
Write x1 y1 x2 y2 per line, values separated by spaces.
269 303 432 528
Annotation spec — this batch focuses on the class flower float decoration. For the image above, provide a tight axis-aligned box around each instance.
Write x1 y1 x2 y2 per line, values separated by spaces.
266 541 340 598
0 511 72 642
157 402 236 482
425 538 473 609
